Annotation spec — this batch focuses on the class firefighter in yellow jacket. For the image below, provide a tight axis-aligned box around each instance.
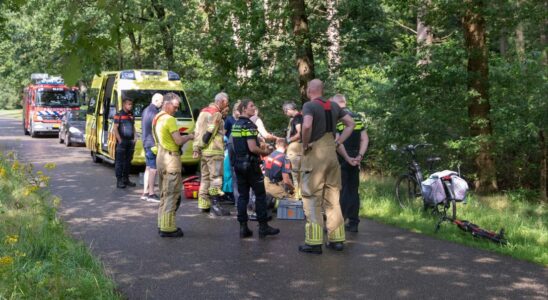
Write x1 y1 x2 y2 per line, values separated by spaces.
154 93 194 237
193 92 230 216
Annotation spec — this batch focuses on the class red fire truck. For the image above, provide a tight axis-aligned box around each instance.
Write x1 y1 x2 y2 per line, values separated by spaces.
22 74 80 137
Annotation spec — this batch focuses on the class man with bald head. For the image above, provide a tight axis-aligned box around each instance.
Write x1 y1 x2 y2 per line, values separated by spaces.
298 79 355 254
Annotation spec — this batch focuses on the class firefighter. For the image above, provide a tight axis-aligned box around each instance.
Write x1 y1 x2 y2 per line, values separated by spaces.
232 99 280 239
193 92 230 216
113 98 136 189
332 94 369 233
282 101 303 199
264 138 294 202
153 93 194 237
298 79 355 254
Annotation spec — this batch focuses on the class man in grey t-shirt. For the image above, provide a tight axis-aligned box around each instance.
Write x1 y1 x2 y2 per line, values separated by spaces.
298 79 355 254
140 93 163 202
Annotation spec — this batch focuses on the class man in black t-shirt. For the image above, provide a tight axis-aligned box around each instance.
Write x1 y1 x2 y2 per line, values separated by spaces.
282 101 303 198
113 99 136 189
298 79 355 254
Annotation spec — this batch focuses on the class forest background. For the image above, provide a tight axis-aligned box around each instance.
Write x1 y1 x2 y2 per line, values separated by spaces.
0 0 545 199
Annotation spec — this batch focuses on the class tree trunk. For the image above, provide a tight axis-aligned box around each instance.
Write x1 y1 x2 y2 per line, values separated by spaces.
462 0 498 193
540 130 547 202
289 0 315 104
326 0 341 77
151 0 174 69
515 22 525 60
116 26 124 69
127 29 142 68
417 2 433 66
541 0 547 65
499 31 508 56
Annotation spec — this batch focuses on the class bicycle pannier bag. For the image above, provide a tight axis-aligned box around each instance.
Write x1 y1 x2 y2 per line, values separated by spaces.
421 177 446 205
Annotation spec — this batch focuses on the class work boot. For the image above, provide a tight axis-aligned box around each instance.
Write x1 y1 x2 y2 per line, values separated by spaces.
201 208 211 213
116 179 126 189
345 223 358 233
212 197 230 216
159 227 184 238
123 177 136 187
325 241 344 251
298 244 323 254
258 222 280 238
240 222 253 238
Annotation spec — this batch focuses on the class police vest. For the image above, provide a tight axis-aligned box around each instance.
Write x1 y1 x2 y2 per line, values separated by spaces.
336 109 365 156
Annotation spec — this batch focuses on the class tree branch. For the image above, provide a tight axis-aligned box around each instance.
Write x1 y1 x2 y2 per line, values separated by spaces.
389 18 417 34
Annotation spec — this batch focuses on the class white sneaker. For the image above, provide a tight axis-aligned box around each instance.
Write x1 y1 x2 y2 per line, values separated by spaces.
146 194 160 203
140 195 148 201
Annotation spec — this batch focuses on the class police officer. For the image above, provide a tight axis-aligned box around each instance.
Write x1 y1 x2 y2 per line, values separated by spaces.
298 79 355 254
264 138 294 201
332 94 369 233
193 92 230 216
282 102 303 199
153 93 194 237
113 98 136 189
231 99 280 239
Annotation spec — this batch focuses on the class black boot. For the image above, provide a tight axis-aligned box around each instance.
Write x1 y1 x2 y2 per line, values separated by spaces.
345 223 358 233
123 177 136 187
212 197 230 216
159 227 184 238
116 179 126 189
298 244 323 254
240 222 253 238
258 222 280 238
325 241 344 251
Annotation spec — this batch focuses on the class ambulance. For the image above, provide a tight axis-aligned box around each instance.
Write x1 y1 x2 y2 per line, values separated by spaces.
84 69 198 170
22 74 80 137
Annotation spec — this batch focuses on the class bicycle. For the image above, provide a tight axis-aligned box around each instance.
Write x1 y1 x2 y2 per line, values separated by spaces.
392 143 460 219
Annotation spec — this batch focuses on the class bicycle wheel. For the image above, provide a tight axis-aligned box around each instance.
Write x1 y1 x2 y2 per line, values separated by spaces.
395 175 422 209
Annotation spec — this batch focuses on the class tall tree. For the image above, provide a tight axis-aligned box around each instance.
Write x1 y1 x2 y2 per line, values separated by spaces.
151 0 174 69
326 0 341 77
462 0 497 192
289 0 315 104
416 1 433 65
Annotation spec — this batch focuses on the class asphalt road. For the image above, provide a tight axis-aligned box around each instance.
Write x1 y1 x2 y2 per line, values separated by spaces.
1 117 546 300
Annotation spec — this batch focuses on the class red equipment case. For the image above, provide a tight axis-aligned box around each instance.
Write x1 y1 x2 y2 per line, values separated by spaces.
183 176 200 199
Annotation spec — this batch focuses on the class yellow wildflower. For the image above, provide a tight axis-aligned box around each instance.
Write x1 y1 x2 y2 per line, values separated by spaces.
0 256 13 266
0 167 6 178
43 162 56 170
4 235 18 245
11 160 20 171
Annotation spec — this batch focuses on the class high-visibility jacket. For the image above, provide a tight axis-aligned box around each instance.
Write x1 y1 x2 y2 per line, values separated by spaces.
193 104 225 156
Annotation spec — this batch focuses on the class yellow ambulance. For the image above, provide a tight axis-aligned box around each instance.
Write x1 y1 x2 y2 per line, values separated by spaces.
84 70 198 171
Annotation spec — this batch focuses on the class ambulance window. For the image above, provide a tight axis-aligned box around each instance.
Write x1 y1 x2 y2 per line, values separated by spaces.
87 88 99 114
121 90 191 118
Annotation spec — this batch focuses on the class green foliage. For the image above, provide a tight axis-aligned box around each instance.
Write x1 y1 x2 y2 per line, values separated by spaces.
0 0 545 192
0 151 120 299
359 175 548 266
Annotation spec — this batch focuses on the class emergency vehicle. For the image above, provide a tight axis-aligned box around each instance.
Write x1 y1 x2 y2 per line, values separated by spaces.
22 74 80 137
84 69 199 170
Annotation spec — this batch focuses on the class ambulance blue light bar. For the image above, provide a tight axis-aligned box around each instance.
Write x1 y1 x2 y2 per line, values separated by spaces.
167 71 180 81
120 70 136 80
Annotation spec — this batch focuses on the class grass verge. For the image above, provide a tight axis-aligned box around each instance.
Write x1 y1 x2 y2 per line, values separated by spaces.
359 174 548 266
0 109 22 120
0 151 121 299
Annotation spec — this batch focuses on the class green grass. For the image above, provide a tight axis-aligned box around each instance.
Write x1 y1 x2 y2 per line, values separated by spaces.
0 151 121 299
359 174 548 266
0 109 22 120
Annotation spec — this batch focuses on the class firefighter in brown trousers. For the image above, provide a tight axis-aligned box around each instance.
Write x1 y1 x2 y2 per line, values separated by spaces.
193 92 230 216
298 79 355 254
153 93 194 237
282 101 303 199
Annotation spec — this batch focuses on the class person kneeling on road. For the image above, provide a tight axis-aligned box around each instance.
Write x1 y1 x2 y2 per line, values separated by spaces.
153 93 194 238
264 138 295 206
231 99 280 239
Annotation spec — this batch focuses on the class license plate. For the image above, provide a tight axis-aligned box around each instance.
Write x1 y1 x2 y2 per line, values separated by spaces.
53 124 60 129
